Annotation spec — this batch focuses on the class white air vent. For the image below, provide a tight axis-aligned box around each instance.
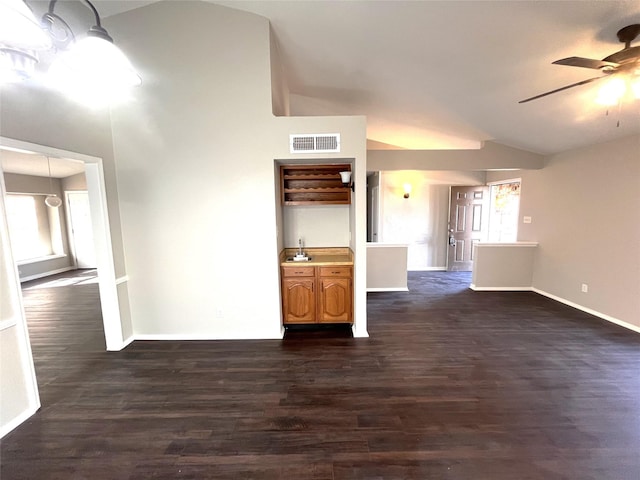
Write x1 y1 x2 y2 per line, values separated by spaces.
290 133 340 153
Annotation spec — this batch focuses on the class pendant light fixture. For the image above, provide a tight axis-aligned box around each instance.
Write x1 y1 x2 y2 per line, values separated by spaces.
0 0 52 83
44 0 141 105
44 156 62 208
0 0 141 105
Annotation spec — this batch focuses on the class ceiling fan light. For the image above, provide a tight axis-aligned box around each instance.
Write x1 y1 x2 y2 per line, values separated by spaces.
595 77 627 106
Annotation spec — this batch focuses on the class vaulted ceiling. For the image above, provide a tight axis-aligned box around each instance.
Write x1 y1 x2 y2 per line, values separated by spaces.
42 1 640 154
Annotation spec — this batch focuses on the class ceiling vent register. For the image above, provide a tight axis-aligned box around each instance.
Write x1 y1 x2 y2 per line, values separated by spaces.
290 134 340 153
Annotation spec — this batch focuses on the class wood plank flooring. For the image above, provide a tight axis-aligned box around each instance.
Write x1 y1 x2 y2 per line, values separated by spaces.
2 270 640 479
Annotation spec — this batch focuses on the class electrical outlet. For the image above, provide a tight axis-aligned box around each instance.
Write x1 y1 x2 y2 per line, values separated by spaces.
523 216 532 224
581 284 588 293
215 309 224 319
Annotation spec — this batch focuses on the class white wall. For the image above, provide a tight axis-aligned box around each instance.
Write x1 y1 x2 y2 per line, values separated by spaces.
368 141 544 171
379 170 485 269
0 177 39 438
107 2 367 339
3 173 73 280
283 205 350 248
488 134 640 331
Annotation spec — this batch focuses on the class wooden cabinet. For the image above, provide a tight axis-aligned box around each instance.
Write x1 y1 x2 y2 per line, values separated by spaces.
281 265 352 324
280 164 351 205
281 266 316 323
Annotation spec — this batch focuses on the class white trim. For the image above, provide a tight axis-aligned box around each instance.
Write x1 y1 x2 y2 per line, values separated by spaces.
470 284 533 291
115 275 129 285
0 318 18 331
367 287 409 292
475 242 538 248
352 324 369 338
134 332 285 341
16 254 68 266
84 162 124 351
408 267 447 271
119 335 135 349
366 243 409 248
0 405 39 439
19 266 75 283
532 288 640 335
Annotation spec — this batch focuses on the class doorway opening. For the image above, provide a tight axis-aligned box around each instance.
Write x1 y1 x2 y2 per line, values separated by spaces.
0 137 124 351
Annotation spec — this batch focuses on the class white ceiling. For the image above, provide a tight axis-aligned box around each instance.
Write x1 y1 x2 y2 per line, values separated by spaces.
31 1 640 154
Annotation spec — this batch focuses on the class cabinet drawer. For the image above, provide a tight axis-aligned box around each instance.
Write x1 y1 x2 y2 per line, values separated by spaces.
282 266 315 277
318 266 352 277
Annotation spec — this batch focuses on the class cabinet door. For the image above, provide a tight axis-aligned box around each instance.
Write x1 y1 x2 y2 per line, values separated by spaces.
282 278 315 323
318 277 352 323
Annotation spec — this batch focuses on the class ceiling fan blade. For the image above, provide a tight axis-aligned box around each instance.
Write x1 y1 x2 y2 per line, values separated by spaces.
519 76 606 104
552 56 619 70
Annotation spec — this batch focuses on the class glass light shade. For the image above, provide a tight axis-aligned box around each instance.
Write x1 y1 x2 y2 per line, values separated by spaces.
0 47 37 83
595 77 627 106
0 0 52 50
48 36 141 107
339 171 352 184
45 195 62 208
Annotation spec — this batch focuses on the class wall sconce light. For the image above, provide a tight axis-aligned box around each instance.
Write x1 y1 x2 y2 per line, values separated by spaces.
340 170 355 192
0 0 141 105
403 183 412 199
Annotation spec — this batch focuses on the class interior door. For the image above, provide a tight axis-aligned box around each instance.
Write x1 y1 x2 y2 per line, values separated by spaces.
66 191 97 269
447 186 489 271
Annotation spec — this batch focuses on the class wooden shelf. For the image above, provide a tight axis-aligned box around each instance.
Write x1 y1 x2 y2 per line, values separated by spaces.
280 164 351 206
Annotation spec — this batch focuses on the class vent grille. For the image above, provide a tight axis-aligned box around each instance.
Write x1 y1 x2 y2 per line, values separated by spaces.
290 134 340 153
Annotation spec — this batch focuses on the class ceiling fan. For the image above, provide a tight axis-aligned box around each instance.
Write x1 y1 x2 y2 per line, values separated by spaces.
520 24 640 104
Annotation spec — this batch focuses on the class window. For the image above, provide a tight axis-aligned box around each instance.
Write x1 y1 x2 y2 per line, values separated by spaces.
5 194 63 262
487 180 521 242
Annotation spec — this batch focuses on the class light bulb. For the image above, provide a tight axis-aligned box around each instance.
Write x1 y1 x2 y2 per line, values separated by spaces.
48 36 141 107
596 77 627 106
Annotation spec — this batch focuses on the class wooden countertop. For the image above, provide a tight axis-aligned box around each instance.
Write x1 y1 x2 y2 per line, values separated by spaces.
280 247 353 266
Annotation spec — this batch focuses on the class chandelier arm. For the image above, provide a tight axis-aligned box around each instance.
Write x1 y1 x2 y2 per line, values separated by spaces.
81 0 103 28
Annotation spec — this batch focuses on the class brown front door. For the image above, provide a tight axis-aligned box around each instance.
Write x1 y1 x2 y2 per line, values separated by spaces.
447 186 489 271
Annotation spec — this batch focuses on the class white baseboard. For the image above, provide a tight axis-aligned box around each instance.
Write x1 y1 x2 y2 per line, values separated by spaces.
533 288 640 335
133 332 284 341
0 406 38 439
470 284 534 292
352 325 369 338
408 267 447 271
367 287 409 292
117 335 135 350
20 266 75 283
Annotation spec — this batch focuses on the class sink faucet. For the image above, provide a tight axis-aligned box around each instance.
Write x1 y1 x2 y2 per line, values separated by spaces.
298 238 303 256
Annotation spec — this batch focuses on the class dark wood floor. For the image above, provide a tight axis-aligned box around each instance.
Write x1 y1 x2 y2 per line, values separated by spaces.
2 270 640 479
